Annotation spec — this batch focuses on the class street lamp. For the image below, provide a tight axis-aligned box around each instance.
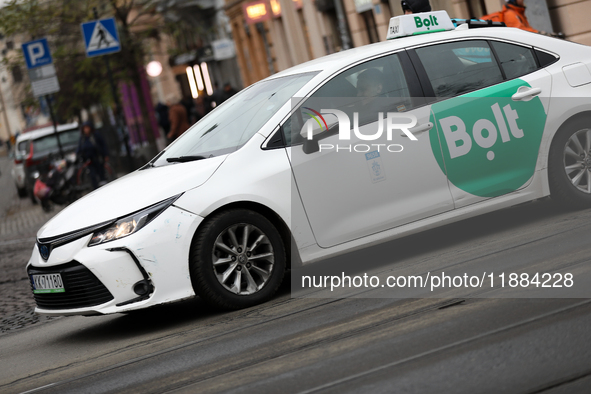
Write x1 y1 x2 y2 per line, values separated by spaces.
146 60 163 77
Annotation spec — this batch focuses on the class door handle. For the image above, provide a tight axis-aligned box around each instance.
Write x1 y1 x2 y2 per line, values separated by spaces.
512 86 542 101
401 122 433 137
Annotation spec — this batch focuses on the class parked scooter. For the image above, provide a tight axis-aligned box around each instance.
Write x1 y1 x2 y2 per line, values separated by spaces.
33 155 80 212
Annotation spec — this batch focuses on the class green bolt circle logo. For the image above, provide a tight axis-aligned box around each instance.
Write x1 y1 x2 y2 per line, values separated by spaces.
429 79 547 197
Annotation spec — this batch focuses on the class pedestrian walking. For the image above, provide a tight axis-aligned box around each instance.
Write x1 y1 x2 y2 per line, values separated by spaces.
155 101 171 136
166 94 190 143
211 82 223 108
221 83 237 103
181 96 197 124
195 94 209 122
76 122 109 190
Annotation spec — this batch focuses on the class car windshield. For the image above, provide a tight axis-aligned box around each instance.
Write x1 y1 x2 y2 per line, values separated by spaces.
32 129 80 155
154 72 317 166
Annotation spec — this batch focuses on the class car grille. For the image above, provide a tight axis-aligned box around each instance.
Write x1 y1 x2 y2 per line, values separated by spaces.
28 261 114 310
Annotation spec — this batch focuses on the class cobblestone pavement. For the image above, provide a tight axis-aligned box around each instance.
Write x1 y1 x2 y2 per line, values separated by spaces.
0 156 63 334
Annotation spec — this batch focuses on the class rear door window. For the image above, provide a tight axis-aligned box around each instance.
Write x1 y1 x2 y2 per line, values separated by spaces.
415 40 503 98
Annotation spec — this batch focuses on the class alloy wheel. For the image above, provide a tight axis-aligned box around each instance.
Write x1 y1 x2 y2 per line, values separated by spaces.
563 128 591 194
212 223 274 295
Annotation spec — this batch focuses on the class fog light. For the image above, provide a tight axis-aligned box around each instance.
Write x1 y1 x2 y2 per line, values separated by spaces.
133 280 152 296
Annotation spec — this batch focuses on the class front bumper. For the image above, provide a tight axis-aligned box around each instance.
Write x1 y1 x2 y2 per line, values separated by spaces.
27 206 203 316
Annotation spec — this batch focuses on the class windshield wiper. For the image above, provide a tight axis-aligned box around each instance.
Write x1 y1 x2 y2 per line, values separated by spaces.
166 155 207 163
141 150 166 169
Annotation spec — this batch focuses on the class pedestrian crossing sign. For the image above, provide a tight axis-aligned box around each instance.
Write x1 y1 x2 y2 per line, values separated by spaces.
81 17 121 57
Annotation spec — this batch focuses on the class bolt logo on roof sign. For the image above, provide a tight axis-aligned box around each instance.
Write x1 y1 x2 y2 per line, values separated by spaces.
22 38 53 69
387 11 455 40
81 17 121 57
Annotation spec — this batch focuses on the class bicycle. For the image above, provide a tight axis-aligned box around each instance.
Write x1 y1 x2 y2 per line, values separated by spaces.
76 159 116 191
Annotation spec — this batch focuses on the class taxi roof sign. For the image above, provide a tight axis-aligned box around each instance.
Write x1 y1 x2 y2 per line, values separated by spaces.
386 10 455 40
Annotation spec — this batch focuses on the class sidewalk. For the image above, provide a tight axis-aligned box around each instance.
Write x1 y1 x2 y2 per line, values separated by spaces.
0 203 63 333
0 198 63 242
0 156 63 333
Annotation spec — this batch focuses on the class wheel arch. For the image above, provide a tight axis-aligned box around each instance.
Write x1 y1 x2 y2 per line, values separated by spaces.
541 110 591 173
550 111 591 149
190 200 299 270
547 110 591 206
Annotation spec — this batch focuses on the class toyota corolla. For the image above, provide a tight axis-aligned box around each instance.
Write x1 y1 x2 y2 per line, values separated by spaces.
27 11 591 315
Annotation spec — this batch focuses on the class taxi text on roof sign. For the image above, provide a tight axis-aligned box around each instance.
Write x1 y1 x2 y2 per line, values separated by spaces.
387 10 455 40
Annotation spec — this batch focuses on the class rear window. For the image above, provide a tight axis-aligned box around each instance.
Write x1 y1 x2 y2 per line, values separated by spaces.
32 129 80 155
16 140 30 158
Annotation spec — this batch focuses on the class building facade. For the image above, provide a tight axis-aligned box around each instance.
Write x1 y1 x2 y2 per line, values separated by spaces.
0 34 48 143
152 0 243 103
225 0 591 86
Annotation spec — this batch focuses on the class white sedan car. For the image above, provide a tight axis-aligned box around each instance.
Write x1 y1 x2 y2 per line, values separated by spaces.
27 12 591 315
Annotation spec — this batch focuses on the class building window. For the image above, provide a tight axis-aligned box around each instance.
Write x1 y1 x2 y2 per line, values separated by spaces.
361 11 379 44
12 65 22 83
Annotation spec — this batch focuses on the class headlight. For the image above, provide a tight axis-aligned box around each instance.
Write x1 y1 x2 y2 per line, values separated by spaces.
88 194 181 246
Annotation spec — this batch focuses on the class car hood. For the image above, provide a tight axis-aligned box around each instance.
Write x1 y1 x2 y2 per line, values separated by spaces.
38 156 226 238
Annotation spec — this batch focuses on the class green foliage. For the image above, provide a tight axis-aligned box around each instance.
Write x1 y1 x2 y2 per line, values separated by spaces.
0 0 157 123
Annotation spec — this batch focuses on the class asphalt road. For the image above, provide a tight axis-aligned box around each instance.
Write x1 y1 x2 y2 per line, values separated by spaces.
1 152 591 393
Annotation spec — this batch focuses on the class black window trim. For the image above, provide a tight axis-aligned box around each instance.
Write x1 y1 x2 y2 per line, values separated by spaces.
407 48 435 100
533 47 560 68
262 126 286 150
398 49 425 107
487 40 507 80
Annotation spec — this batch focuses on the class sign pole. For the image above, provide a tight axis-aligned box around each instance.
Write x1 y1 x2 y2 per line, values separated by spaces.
91 8 132 170
21 38 62 159
45 94 64 158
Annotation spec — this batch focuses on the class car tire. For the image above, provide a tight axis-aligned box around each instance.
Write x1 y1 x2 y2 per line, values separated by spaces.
548 117 591 208
28 187 38 205
189 209 286 310
16 185 27 198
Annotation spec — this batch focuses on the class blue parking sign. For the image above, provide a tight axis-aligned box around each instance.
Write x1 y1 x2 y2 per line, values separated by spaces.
22 38 53 69
81 18 121 57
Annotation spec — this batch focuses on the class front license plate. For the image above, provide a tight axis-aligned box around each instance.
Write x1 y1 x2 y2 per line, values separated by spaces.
31 273 65 294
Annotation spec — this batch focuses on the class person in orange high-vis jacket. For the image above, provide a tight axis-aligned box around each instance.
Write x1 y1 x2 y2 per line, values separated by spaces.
482 0 539 33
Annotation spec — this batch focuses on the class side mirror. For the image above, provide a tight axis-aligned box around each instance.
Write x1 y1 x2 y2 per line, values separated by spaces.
300 118 322 154
299 118 323 141
299 115 338 155
303 138 320 154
